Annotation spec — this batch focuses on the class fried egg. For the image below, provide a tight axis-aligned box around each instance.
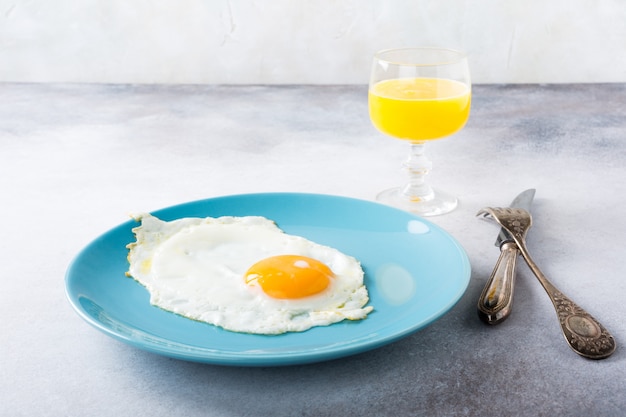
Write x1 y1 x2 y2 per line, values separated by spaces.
126 213 373 335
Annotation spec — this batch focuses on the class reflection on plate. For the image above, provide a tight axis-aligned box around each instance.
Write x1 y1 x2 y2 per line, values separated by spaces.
65 193 470 366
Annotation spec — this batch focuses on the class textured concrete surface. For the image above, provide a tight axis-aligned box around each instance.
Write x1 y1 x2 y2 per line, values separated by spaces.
1 83 625 416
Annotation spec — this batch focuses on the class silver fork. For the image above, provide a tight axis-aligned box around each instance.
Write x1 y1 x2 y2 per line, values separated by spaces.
477 207 616 359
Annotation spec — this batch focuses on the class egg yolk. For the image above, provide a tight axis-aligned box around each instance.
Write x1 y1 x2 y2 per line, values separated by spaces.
244 255 334 299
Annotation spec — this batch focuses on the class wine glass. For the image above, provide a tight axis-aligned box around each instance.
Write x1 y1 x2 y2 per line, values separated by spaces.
368 47 471 216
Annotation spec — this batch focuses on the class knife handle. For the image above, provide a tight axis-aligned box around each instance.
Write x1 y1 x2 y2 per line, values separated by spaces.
477 241 519 325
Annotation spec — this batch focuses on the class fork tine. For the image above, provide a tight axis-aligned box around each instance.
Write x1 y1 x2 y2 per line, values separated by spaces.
476 207 495 219
477 207 533 242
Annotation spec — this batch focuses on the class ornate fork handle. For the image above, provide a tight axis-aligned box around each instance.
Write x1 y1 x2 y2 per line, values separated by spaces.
478 207 616 359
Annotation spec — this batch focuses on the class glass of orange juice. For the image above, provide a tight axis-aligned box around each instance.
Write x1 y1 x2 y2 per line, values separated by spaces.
369 47 471 216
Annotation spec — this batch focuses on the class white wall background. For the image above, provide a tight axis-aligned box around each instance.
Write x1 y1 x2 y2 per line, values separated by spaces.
1 0 625 84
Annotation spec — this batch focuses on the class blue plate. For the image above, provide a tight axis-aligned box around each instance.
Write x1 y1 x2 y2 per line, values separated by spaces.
65 193 470 366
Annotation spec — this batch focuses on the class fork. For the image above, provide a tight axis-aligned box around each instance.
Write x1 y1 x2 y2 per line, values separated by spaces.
477 207 616 359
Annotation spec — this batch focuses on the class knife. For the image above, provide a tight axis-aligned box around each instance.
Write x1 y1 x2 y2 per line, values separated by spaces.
477 189 536 325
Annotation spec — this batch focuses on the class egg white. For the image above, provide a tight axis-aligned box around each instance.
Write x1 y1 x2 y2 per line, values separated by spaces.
126 213 373 335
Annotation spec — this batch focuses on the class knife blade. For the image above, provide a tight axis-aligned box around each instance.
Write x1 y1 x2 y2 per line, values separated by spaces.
477 189 535 324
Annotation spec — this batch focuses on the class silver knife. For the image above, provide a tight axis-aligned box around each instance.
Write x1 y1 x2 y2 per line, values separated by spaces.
477 189 536 325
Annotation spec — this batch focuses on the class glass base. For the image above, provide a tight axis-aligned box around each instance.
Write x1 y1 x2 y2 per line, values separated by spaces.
376 187 458 216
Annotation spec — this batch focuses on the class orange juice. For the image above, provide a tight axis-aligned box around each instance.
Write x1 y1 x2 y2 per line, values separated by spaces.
369 77 471 141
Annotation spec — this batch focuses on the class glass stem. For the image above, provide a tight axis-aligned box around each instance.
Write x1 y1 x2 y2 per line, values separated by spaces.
401 142 434 202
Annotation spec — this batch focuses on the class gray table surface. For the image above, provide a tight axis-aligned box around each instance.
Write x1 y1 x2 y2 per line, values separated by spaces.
2 83 625 417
